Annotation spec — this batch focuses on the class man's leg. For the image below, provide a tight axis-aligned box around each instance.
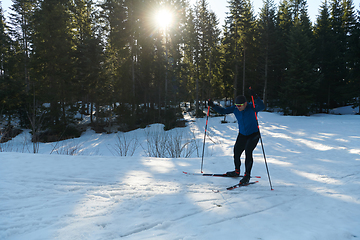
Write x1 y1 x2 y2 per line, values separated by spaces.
244 132 260 175
233 133 246 172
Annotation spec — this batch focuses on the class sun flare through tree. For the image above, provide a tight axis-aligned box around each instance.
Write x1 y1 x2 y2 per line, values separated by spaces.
154 8 173 29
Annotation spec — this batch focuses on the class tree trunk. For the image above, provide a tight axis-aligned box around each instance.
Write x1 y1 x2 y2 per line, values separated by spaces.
242 48 246 95
263 45 268 107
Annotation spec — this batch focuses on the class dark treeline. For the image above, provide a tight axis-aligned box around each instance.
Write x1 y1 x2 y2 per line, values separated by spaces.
0 0 359 138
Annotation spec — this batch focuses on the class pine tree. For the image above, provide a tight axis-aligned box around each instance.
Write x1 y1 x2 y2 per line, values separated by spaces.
31 0 76 128
99 0 129 126
282 0 317 115
223 0 256 99
136 0 158 113
0 5 9 82
71 0 101 119
191 0 220 116
174 0 193 105
239 0 257 96
348 8 360 112
314 0 334 112
207 11 222 100
0 5 23 126
182 6 198 106
223 0 243 99
275 0 292 95
161 0 188 109
194 0 209 115
341 0 357 105
327 0 347 108
9 0 35 94
220 25 235 100
257 0 277 106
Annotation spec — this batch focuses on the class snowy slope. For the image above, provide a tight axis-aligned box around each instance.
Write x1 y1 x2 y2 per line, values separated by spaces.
1 112 360 240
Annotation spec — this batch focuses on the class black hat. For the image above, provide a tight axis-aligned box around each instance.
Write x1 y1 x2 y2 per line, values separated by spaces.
235 95 247 104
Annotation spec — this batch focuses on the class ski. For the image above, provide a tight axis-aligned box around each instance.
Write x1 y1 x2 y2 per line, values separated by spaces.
226 181 259 190
212 181 259 193
182 171 261 178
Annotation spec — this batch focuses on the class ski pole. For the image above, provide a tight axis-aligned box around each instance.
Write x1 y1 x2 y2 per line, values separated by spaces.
200 102 210 173
250 87 274 190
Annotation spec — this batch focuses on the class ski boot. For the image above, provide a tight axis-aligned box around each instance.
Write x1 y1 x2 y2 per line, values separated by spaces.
226 169 240 177
239 173 250 184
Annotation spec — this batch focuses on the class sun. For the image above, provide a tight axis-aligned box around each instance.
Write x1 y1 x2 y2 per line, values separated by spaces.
155 9 173 29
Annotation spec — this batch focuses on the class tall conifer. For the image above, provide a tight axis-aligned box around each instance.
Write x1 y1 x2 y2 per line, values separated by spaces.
282 0 317 115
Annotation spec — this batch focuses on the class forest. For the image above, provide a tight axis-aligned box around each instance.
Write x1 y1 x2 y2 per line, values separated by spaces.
0 0 359 141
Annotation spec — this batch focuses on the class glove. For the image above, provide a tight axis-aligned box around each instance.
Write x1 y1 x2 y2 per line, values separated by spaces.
249 88 259 99
208 99 214 107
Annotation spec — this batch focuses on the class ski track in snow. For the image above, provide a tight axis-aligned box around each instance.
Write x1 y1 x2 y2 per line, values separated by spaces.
1 111 360 239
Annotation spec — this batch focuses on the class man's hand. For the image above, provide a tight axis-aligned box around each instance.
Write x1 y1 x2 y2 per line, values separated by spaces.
208 99 214 107
249 88 258 98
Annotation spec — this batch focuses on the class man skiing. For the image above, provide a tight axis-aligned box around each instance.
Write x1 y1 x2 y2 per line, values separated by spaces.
208 90 265 184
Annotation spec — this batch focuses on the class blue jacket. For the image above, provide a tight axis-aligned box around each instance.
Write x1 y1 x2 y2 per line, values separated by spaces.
212 97 265 136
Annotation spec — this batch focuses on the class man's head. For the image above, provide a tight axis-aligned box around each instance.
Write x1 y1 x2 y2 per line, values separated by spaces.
235 95 247 111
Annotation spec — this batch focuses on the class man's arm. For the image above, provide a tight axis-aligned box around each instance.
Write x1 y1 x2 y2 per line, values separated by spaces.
208 99 235 115
254 97 265 112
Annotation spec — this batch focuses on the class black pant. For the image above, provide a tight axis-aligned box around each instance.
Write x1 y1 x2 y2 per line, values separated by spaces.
233 131 260 175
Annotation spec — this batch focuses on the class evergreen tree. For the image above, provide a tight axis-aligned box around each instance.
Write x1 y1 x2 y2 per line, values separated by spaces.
314 0 333 112
348 8 360 112
326 0 347 107
223 0 243 99
350 10 360 114
190 0 220 116
341 0 357 105
136 0 158 113
240 0 257 96
31 0 76 128
126 0 141 110
9 0 35 94
71 0 101 120
257 0 277 106
182 6 198 105
99 0 129 126
175 0 195 105
194 0 210 115
220 25 235 100
207 11 222 100
0 5 24 125
161 0 188 109
223 0 256 99
274 0 292 98
282 0 317 115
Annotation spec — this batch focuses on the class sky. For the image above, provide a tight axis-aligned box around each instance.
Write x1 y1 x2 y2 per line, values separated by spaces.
190 0 360 25
1 0 360 25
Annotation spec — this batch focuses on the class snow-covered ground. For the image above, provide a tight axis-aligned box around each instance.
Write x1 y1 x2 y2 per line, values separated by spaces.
329 105 360 115
1 108 360 240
